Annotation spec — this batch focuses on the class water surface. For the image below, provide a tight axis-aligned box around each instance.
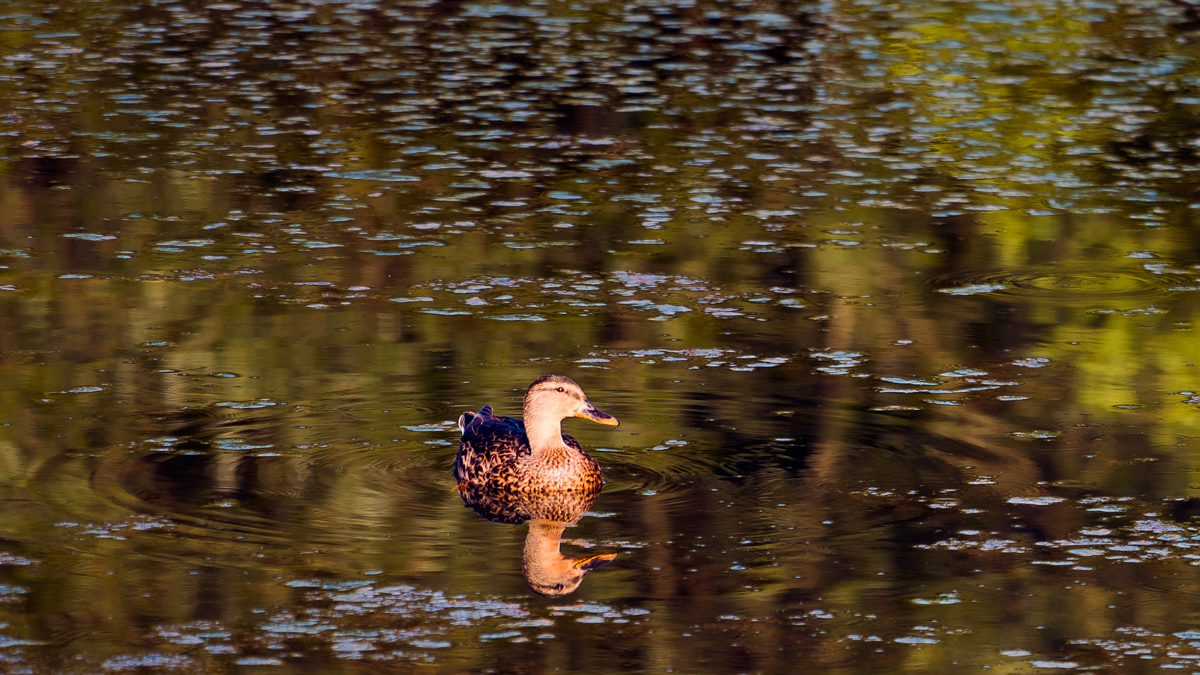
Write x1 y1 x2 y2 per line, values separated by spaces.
2 0 1200 672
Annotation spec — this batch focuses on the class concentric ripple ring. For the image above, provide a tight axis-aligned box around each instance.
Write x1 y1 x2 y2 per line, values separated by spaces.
931 268 1199 301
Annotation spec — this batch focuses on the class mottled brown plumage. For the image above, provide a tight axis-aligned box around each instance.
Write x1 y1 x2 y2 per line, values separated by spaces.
454 375 618 496
458 478 601 525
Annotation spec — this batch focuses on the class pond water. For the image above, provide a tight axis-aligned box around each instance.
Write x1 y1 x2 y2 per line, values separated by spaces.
2 0 1200 672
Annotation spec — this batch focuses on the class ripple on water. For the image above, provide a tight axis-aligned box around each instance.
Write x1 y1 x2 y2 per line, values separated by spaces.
599 450 730 509
85 451 314 547
80 436 459 552
84 404 245 431
54 389 459 556
931 268 1199 302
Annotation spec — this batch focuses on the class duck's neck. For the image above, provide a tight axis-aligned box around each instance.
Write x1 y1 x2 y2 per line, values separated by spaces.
523 406 565 455
522 520 576 596
523 519 568 569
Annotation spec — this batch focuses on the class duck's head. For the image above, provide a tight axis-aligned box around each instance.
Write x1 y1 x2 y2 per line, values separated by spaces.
523 375 619 427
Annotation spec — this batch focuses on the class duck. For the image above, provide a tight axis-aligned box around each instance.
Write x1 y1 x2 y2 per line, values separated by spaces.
454 374 619 495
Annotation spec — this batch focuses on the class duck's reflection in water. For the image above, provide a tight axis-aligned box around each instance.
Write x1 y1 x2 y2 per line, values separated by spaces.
458 484 616 597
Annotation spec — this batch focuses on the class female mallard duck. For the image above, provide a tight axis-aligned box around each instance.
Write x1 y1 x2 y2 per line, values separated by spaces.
454 375 619 495
457 463 617 597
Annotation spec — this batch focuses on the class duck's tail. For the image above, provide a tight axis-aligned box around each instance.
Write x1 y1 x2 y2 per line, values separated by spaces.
457 406 495 435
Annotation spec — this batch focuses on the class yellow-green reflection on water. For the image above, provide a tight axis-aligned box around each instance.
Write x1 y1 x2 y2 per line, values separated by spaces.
2 0 1200 671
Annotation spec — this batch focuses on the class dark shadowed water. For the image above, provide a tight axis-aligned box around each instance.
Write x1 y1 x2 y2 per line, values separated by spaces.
3 0 1200 672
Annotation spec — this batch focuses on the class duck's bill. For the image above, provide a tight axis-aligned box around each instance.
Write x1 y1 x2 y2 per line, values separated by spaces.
575 404 619 426
573 552 618 571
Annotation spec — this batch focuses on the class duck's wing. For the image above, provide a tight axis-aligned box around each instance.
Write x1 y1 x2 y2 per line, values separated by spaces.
489 412 526 434
454 407 530 485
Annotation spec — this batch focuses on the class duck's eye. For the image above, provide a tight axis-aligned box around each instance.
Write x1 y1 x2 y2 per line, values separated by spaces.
556 386 565 393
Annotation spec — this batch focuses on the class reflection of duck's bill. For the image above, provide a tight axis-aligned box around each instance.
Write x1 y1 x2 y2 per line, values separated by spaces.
573 552 618 571
575 403 619 426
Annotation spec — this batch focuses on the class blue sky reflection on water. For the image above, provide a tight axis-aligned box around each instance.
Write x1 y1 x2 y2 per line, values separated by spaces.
1 0 1200 672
